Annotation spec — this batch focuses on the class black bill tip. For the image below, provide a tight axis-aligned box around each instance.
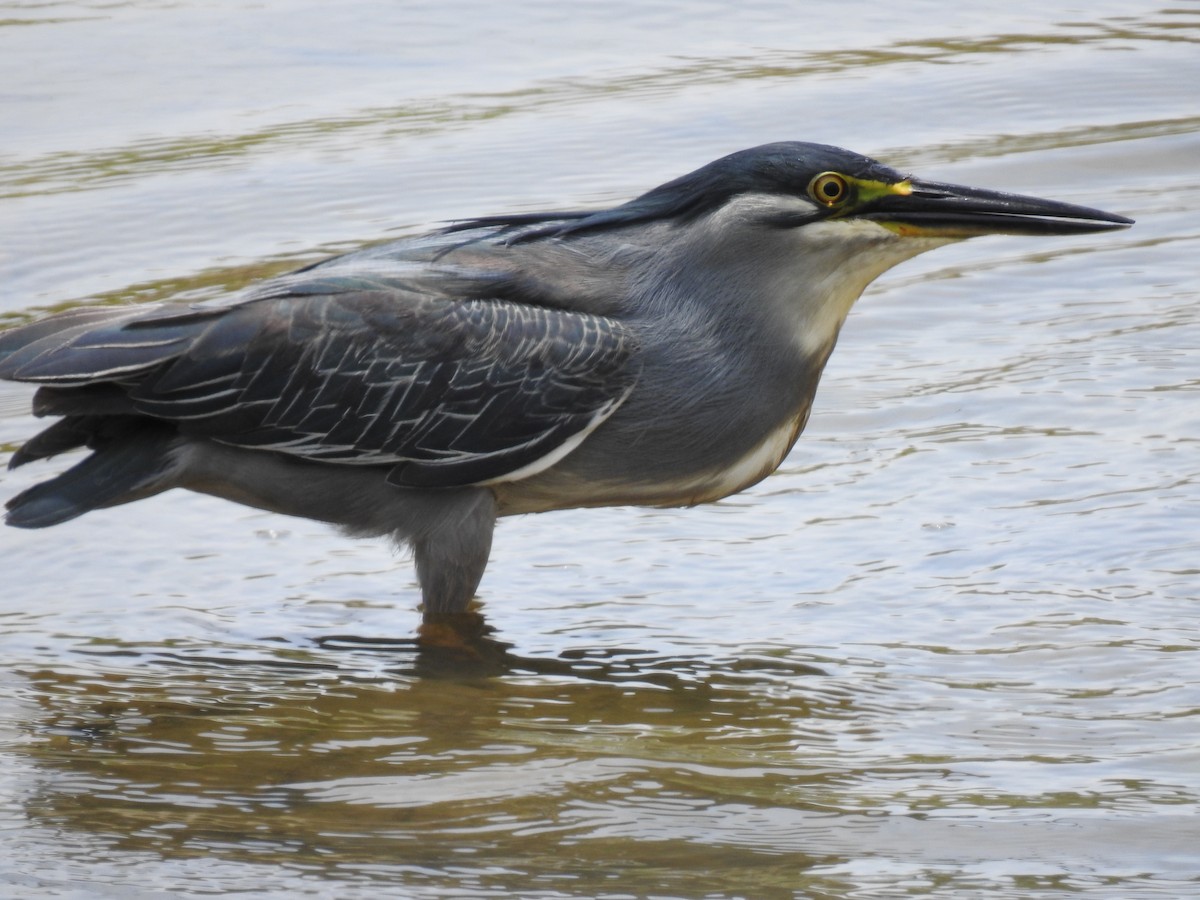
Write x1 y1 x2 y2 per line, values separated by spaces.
863 178 1134 238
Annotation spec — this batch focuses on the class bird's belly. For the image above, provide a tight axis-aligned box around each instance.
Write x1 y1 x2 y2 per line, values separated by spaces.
493 409 806 515
655 411 805 505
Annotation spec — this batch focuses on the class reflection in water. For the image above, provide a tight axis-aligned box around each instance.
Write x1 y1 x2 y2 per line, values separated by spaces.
324 616 830 682
17 631 1196 896
18 645 842 892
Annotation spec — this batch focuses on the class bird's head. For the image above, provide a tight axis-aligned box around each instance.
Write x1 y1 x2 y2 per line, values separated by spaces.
580 141 1134 357
450 141 1132 249
585 141 1134 240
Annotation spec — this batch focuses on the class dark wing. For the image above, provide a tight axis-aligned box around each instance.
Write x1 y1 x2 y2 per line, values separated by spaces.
0 282 640 488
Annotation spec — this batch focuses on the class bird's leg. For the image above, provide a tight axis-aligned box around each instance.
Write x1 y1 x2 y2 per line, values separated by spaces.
407 487 497 652
174 442 499 633
406 487 497 619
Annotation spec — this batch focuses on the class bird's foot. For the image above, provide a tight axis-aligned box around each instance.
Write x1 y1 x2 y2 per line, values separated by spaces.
413 608 515 676
417 610 491 651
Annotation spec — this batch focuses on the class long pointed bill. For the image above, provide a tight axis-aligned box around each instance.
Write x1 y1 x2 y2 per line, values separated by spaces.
862 179 1134 238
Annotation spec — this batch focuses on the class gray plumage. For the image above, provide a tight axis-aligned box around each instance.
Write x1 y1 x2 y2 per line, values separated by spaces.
0 142 1132 621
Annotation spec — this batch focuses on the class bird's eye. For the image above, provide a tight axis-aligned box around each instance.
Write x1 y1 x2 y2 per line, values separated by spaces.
809 172 850 207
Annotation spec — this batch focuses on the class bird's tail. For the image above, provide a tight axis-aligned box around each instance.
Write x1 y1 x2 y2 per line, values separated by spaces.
5 418 180 528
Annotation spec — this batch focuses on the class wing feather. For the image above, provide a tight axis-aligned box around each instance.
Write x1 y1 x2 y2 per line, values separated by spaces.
1 251 640 487
143 291 638 485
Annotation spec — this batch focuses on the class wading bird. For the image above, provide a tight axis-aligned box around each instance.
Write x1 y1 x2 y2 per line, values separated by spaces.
0 143 1132 626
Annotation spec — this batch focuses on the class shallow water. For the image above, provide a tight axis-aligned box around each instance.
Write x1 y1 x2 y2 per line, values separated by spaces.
1 1 1198 897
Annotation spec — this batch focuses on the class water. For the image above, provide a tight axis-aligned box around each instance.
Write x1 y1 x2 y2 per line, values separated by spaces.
1 1 1198 897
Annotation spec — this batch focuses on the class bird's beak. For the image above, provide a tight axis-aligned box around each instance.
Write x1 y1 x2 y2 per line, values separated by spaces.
861 178 1134 238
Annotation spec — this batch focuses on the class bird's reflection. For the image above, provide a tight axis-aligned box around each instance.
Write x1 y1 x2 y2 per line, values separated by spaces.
314 608 828 682
314 608 518 678
10 602 864 889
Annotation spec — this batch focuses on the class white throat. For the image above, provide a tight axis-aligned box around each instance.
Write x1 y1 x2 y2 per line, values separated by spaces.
777 218 957 356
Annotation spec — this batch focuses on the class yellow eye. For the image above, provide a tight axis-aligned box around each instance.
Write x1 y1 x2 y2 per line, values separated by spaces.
809 172 850 207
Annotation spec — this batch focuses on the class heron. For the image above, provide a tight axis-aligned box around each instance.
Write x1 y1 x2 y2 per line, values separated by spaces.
0 142 1132 627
